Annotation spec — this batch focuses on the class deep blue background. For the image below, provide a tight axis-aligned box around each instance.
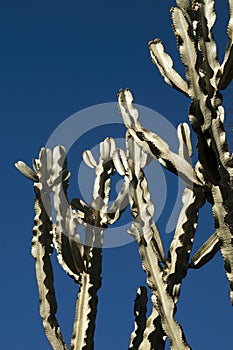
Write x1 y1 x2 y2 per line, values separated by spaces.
2 1 233 349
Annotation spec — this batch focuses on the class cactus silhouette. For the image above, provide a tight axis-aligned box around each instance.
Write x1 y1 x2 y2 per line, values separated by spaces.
16 1 233 349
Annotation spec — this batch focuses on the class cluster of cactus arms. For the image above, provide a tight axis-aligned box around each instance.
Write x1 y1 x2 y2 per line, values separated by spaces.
16 0 233 349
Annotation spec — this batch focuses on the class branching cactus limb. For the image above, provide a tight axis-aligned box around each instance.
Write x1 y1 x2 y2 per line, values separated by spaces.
190 232 220 269
70 138 117 350
117 89 204 188
51 146 85 282
16 139 122 350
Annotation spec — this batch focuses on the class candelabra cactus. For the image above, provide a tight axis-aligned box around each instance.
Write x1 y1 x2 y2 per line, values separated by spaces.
16 1 233 349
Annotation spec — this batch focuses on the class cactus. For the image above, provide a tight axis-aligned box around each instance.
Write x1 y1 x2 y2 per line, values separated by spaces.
16 1 233 349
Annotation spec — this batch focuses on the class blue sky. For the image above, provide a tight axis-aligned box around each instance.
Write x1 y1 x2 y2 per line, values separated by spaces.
2 1 233 349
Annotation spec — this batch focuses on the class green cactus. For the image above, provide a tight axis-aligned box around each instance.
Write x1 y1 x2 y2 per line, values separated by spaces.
16 1 233 349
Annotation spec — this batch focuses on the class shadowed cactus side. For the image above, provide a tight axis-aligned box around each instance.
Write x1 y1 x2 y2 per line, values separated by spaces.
16 1 233 349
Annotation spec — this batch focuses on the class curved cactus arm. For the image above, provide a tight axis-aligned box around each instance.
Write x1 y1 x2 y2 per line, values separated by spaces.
128 126 202 186
190 232 219 269
15 161 38 181
164 186 206 302
212 185 233 304
107 180 129 224
52 210 85 282
83 149 97 168
218 0 233 90
148 39 189 96
52 146 85 281
164 122 206 301
129 287 148 350
118 89 203 187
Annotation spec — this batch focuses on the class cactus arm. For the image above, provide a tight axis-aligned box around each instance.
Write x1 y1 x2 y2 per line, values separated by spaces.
211 106 232 170
52 146 85 281
52 211 85 281
32 188 68 350
107 180 129 224
164 186 205 302
129 287 148 350
177 122 192 159
164 122 206 301
128 126 202 186
15 160 38 181
212 185 233 304
218 0 233 90
71 138 117 350
148 39 189 96
171 7 200 98
113 141 165 262
83 149 97 168
195 0 220 91
118 89 203 187
117 88 140 129
171 7 213 132
190 232 219 269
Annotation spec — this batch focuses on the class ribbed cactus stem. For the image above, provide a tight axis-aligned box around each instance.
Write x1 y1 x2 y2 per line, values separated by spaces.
71 271 101 350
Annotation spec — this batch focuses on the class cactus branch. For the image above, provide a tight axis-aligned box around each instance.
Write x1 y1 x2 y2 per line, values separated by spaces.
190 232 220 269
149 39 189 96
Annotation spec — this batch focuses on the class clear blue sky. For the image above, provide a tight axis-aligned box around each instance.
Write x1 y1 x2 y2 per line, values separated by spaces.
2 1 233 349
